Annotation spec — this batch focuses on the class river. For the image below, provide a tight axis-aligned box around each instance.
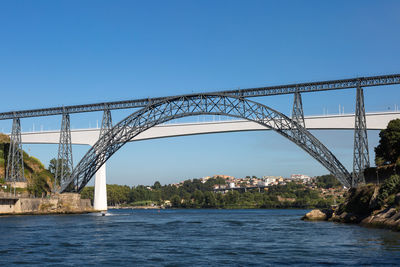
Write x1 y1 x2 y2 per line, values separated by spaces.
0 209 399 266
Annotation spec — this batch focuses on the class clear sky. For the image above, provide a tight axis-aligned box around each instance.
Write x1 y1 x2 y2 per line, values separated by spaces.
0 0 399 186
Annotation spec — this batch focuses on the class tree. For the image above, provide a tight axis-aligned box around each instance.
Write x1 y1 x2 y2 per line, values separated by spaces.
48 158 57 177
27 171 52 197
81 186 94 202
316 174 341 189
193 190 204 206
153 181 162 190
171 195 181 208
48 158 72 187
203 191 216 208
375 119 400 165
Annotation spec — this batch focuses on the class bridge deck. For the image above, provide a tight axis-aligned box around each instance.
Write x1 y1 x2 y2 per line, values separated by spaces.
19 112 400 145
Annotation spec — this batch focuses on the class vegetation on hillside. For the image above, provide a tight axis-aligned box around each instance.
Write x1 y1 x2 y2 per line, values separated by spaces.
336 119 400 218
0 133 53 197
81 175 341 209
315 174 342 189
375 119 400 167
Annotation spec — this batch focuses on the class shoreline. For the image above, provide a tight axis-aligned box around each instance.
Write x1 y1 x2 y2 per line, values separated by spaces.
108 205 163 209
0 210 98 216
302 207 400 232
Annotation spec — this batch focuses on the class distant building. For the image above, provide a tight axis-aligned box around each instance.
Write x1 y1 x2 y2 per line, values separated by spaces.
257 181 268 187
262 176 280 185
290 174 311 182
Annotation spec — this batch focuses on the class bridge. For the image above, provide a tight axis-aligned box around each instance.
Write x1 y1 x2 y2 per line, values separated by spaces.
1 74 400 211
19 112 400 145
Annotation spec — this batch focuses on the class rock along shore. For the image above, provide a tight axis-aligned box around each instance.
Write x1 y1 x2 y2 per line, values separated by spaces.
302 184 400 231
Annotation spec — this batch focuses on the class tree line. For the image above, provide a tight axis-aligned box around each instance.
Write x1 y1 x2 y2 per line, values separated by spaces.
81 176 340 209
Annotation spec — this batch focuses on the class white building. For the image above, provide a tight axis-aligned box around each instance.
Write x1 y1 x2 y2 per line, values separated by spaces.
262 176 279 185
290 174 311 182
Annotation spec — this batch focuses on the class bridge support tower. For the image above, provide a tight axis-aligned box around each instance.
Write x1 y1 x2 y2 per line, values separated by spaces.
292 91 305 127
6 116 25 183
352 86 370 187
55 111 74 192
94 109 112 212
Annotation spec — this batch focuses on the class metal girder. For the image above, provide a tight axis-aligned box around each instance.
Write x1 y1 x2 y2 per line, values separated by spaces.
60 94 352 193
6 117 25 182
0 74 399 120
292 91 305 143
100 108 112 138
352 87 370 187
292 91 305 127
54 112 74 192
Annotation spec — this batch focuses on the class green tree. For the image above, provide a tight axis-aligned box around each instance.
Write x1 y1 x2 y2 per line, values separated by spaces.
81 186 94 202
375 119 400 165
171 195 181 207
316 174 341 189
377 174 400 206
27 171 51 197
203 191 216 208
193 190 204 206
153 181 162 190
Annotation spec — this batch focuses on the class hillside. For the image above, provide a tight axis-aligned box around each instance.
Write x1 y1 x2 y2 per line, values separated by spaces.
0 133 53 196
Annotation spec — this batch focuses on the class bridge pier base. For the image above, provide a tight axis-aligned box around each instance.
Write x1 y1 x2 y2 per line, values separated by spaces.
93 108 112 212
94 163 107 211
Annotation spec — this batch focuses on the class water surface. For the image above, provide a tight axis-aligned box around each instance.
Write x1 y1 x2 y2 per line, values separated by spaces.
1 209 399 266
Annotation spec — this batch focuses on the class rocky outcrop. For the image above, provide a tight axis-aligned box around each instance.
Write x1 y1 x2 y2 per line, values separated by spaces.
302 182 400 231
302 209 328 221
360 207 400 231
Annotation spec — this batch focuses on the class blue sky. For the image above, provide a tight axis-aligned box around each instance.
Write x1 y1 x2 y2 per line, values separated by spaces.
0 0 399 186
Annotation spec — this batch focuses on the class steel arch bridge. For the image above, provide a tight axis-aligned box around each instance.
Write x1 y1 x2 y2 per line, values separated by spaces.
60 94 352 192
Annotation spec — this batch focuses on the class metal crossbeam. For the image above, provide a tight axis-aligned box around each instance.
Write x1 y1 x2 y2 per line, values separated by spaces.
6 117 25 182
54 112 74 192
352 87 370 186
0 74 399 120
60 94 352 193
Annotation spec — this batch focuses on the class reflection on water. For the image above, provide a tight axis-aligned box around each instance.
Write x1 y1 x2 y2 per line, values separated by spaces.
1 209 400 266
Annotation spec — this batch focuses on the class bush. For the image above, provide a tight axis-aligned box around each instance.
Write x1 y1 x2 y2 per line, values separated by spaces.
315 174 342 189
342 185 376 215
377 174 400 207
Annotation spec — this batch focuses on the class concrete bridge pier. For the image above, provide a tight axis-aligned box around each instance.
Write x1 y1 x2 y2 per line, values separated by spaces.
93 163 107 212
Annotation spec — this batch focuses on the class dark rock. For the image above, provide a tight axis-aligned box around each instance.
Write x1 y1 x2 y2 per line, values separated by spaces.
395 193 400 206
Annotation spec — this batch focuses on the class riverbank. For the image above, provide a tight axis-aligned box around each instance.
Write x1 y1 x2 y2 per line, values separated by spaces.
302 176 400 231
0 192 94 216
108 205 163 210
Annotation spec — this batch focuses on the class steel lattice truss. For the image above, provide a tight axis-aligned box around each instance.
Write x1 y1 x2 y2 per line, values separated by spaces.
54 112 74 191
352 87 370 186
60 94 352 193
100 109 113 138
6 118 25 182
292 92 305 127
0 74 399 120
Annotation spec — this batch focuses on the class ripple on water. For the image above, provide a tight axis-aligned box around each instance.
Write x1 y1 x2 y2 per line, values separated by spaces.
1 209 400 266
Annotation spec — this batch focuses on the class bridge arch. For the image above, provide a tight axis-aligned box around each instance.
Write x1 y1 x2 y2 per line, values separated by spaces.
61 94 351 192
